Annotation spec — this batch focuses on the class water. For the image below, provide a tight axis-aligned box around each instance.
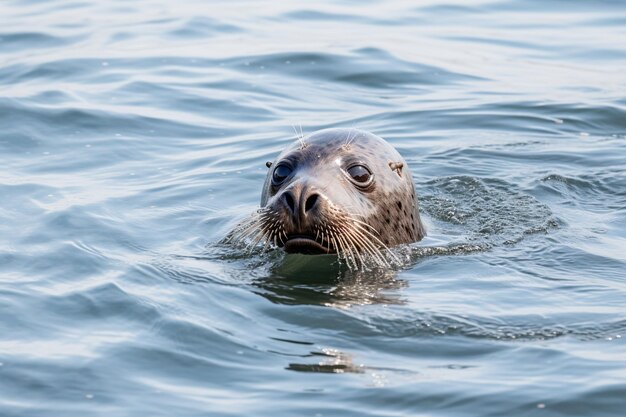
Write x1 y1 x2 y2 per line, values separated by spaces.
1 0 625 415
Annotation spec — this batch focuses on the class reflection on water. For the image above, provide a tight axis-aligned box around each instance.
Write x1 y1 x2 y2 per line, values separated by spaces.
256 254 407 307
287 348 366 374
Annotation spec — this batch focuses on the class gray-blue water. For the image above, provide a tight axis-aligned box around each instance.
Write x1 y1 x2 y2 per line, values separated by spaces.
1 0 626 416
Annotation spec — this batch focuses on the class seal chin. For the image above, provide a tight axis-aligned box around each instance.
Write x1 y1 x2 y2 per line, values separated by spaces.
283 235 333 255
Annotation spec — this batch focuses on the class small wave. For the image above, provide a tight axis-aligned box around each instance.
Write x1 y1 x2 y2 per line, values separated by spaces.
0 32 81 53
420 175 559 246
537 173 625 202
366 312 626 342
165 16 241 39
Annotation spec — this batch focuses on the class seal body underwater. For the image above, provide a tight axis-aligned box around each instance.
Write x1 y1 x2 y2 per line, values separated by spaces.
228 128 425 267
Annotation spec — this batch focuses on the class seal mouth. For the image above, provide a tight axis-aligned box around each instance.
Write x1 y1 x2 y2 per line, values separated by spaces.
283 234 333 255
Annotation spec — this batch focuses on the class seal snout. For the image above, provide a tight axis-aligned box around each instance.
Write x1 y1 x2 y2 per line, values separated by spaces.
274 183 333 254
280 186 321 225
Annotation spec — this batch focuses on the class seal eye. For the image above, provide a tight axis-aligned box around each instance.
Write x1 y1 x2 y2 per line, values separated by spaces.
272 164 292 186
347 165 372 185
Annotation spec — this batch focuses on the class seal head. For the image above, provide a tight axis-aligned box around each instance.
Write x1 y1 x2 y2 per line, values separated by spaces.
247 128 425 266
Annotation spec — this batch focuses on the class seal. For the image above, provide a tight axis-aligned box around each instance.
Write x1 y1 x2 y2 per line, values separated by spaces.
227 128 425 268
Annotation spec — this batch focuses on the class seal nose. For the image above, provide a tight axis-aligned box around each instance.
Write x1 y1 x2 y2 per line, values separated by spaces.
304 193 318 213
281 187 320 221
283 191 296 214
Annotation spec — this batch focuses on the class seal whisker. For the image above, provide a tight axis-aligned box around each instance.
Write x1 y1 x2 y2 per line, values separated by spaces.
262 235 273 252
340 215 388 261
344 226 389 268
339 228 366 270
291 123 306 149
228 221 260 245
336 231 360 270
238 217 267 242
346 217 379 234
333 205 370 222
332 219 366 270
230 209 277 250
331 211 387 264
247 227 270 253
317 208 390 269
223 216 256 241
236 229 259 246
352 222 400 265
329 232 346 267
225 207 274 244
339 237 357 270
291 124 300 139
345 127 357 148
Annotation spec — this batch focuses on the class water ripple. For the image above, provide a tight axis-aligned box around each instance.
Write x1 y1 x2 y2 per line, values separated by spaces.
2 0 626 416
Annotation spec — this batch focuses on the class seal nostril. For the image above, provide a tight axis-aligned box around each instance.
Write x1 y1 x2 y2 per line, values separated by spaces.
284 192 296 214
304 193 319 213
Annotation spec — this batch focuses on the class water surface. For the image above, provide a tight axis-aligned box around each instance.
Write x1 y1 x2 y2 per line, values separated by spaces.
1 0 625 416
